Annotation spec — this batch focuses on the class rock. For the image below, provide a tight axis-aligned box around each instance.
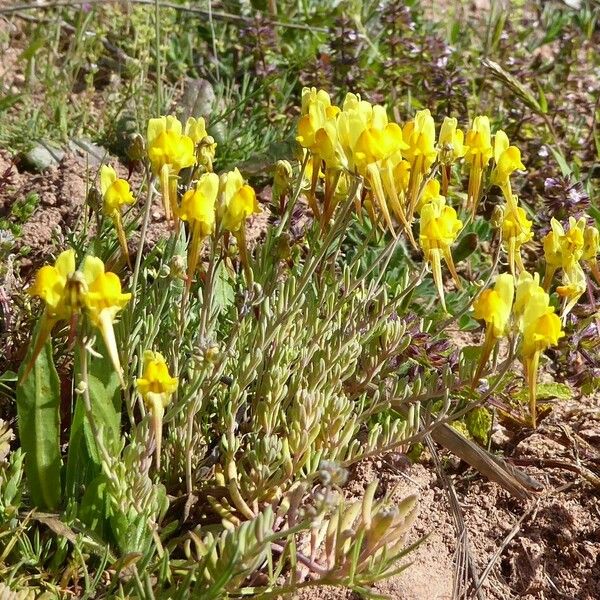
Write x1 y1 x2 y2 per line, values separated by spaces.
209 120 227 145
68 137 108 166
179 78 216 121
22 144 60 172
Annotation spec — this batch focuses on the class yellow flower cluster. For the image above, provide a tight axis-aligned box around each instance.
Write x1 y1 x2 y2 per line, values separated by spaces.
296 88 529 309
472 270 565 426
543 216 600 320
146 115 216 224
146 115 259 283
25 249 131 385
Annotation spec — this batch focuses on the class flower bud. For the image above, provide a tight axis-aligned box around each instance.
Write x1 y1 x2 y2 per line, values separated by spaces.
126 133 145 163
86 187 102 213
491 204 505 229
274 159 293 192
169 255 186 280
198 135 217 172
75 379 87 395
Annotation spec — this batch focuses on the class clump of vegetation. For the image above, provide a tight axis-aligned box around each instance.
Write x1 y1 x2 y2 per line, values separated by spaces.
0 0 599 597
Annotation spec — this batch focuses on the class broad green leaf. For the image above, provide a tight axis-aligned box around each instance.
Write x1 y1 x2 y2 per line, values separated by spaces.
212 261 235 315
78 474 111 539
65 338 122 501
516 382 572 402
465 407 492 446
16 325 62 510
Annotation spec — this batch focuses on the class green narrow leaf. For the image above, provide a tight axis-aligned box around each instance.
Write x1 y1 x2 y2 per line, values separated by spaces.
0 94 22 112
16 324 62 510
536 82 549 114
548 145 572 177
483 58 543 114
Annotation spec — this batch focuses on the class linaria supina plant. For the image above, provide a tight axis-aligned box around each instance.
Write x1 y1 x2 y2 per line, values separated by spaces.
9 86 600 597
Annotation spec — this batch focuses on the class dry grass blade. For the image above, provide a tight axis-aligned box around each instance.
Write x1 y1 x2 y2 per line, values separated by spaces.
482 58 543 115
430 423 543 500
468 500 539 598
424 432 484 600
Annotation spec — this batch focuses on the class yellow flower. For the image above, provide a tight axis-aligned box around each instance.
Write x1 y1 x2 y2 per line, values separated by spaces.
217 168 260 283
147 115 196 222
464 116 493 214
28 249 78 321
136 350 178 469
179 172 219 280
465 116 494 168
583 224 599 261
354 121 405 168
403 109 438 171
438 117 465 196
491 131 525 185
180 173 218 236
557 261 587 321
296 89 341 217
514 271 545 323
415 178 443 213
100 165 135 266
24 252 130 385
501 200 533 275
583 223 600 284
336 93 372 170
521 303 564 359
490 131 525 214
22 249 81 382
81 256 131 385
438 117 465 163
218 168 260 233
136 350 178 403
419 196 462 311
300 87 334 115
542 217 585 288
100 165 135 215
473 273 514 339
516 271 564 426
147 115 196 175
296 89 340 159
337 97 410 238
185 116 208 145
472 273 514 383
403 110 438 218
562 218 585 259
